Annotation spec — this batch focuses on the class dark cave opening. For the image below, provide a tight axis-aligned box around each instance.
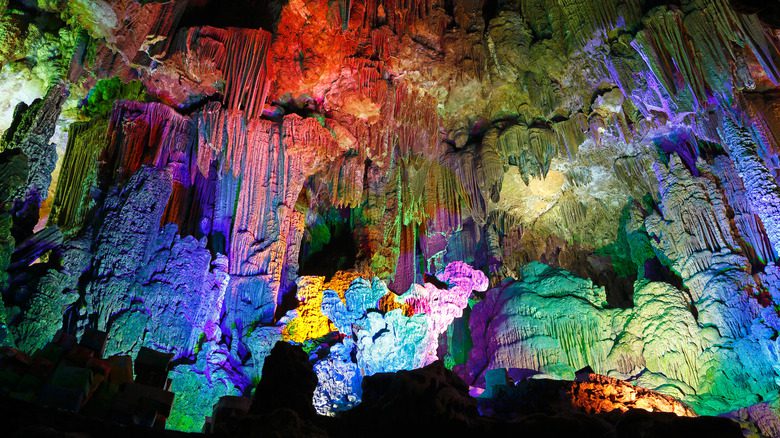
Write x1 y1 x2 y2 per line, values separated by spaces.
644 256 699 320
585 254 637 309
178 0 287 32
644 257 684 290
297 207 357 280
481 0 499 31
729 0 780 27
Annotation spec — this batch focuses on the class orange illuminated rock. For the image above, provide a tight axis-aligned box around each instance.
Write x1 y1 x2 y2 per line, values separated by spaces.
569 373 696 417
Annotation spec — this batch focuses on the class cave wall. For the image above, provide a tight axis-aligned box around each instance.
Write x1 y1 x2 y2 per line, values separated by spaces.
0 0 779 432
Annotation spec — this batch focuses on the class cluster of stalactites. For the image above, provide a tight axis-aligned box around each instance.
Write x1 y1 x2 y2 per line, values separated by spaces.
647 155 738 280
106 100 194 184
178 26 273 119
101 94 342 273
629 1 780 116
358 0 445 36
48 120 108 234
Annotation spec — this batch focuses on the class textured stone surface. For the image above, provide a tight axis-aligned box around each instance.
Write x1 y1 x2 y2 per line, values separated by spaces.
2 0 780 433
479 370 695 420
465 256 779 415
10 237 87 353
284 271 362 343
87 166 173 337
308 262 486 415
312 348 362 416
168 340 241 433
320 262 485 374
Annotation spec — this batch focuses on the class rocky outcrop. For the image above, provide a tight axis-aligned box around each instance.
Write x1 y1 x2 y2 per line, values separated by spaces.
0 149 27 295
86 166 173 336
308 262 485 415
721 118 780 257
2 0 780 433
9 237 88 353
321 262 485 374
0 82 67 238
465 257 779 416
312 346 362 416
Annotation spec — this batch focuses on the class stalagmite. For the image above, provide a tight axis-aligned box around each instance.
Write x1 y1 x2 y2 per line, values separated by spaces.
721 118 780 257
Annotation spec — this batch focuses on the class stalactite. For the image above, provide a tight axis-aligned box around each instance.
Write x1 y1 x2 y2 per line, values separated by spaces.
613 153 658 200
543 317 606 372
48 120 108 234
362 0 434 35
739 93 780 182
721 118 780 258
497 124 559 184
737 13 780 86
370 27 393 59
711 155 777 266
477 129 505 204
182 26 229 73
683 4 739 101
347 57 388 106
556 0 619 48
448 148 486 228
8 0 780 429
632 7 711 111
221 28 273 120
552 113 588 158
194 105 342 326
645 155 739 282
105 101 194 183
392 81 440 158
178 26 272 119
557 190 588 229
330 154 365 208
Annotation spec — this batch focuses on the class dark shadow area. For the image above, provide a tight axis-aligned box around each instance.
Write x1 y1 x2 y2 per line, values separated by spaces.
179 0 288 32
298 207 357 280
482 0 499 32
730 0 780 27
586 254 636 309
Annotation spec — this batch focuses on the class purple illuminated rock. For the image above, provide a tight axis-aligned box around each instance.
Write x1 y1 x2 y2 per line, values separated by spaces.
86 166 173 339
720 118 780 258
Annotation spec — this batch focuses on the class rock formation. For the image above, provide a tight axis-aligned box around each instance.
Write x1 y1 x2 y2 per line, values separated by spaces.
0 0 778 434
